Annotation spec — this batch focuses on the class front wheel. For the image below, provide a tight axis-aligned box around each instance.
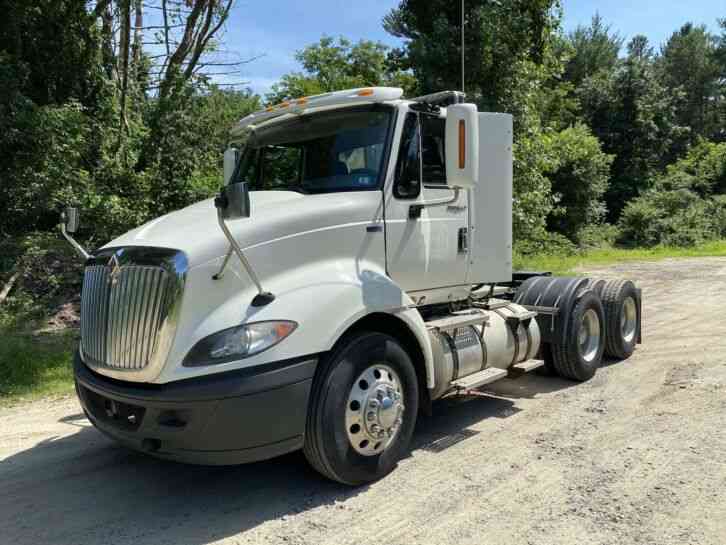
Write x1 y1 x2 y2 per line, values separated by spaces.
303 331 419 485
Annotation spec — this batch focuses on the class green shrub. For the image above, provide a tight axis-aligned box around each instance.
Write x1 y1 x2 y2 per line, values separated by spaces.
544 124 614 242
618 187 716 247
707 195 726 239
514 231 578 259
618 142 726 247
665 140 726 195
576 223 620 249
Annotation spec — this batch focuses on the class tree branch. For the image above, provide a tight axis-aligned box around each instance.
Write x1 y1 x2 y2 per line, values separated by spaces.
93 0 114 19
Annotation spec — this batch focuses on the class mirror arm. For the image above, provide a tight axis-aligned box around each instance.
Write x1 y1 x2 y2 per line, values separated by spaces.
59 222 90 260
213 207 275 307
212 247 233 280
409 187 462 219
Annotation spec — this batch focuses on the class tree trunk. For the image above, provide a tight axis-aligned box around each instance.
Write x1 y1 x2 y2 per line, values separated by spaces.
0 272 19 306
118 0 131 147
133 0 143 68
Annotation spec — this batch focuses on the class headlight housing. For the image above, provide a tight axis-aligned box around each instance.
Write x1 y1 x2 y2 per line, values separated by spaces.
182 320 297 367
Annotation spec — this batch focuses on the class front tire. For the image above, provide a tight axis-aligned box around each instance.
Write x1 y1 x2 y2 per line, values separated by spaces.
303 331 419 485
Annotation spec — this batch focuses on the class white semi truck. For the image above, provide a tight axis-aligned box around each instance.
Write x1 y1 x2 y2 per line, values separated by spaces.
61 87 642 485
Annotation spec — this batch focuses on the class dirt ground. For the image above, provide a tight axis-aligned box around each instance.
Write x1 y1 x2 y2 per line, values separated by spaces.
2 257 725 545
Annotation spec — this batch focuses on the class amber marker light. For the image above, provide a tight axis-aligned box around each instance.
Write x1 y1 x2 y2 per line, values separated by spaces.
458 119 466 169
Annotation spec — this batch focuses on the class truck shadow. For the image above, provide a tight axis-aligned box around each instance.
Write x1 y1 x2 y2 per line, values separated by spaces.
2 392 525 545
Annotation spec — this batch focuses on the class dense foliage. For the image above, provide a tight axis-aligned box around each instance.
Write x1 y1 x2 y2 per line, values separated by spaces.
618 142 726 246
1 1 725 326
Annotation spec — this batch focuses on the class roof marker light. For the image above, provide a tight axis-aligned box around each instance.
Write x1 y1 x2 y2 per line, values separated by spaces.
357 88 374 97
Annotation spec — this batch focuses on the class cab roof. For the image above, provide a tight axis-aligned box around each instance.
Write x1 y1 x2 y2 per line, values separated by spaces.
230 87 405 135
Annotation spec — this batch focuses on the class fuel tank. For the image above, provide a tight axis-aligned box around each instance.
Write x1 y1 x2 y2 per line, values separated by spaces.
429 304 541 400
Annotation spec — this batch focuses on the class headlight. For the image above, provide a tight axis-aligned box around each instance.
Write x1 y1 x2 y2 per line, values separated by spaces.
182 321 297 367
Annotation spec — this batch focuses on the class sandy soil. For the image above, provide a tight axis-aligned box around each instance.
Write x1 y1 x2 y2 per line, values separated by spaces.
2 257 726 545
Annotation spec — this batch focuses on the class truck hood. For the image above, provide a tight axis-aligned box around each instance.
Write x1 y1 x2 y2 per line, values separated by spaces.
102 190 382 267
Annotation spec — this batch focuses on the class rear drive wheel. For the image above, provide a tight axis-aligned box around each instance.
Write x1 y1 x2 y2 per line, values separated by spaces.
303 331 419 485
601 279 639 359
537 342 557 376
550 290 605 381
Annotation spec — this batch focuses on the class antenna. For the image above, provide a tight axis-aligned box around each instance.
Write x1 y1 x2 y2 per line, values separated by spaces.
461 0 465 93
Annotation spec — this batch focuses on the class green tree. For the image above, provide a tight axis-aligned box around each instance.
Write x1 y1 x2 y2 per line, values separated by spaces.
384 0 564 242
563 13 623 87
658 23 722 142
0 0 107 108
266 36 418 104
578 36 687 219
544 124 613 241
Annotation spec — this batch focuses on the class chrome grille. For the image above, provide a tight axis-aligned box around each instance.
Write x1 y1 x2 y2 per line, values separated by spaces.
80 248 186 373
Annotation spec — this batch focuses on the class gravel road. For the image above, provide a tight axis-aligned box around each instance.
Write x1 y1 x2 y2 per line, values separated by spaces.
2 257 726 545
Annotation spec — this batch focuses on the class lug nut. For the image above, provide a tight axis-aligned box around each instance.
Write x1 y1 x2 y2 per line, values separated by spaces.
369 399 379 408
371 424 381 434
367 412 375 421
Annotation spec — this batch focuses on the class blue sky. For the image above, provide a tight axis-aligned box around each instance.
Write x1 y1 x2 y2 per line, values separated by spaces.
222 0 724 95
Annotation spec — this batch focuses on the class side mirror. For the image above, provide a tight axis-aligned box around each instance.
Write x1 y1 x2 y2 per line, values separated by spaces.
445 103 479 189
63 207 80 234
223 147 240 185
215 181 250 220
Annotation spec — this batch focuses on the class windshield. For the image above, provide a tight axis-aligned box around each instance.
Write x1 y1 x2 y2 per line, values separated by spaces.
233 106 393 194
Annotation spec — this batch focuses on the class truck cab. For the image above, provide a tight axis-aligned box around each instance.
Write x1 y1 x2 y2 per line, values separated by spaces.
65 87 642 484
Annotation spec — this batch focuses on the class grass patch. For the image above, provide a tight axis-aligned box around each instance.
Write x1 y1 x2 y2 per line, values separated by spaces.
0 330 76 406
514 240 726 276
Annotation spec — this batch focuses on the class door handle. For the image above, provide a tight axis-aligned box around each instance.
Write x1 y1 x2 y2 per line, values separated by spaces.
409 187 462 219
366 225 383 233
458 227 469 253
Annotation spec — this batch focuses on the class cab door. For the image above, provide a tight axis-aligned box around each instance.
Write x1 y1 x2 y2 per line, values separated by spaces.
384 110 470 296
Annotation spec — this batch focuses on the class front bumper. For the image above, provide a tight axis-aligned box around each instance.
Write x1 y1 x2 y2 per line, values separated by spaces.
74 351 317 465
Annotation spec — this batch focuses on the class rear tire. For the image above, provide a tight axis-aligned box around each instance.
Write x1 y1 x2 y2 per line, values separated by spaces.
303 331 419 485
537 342 557 376
601 280 639 360
550 291 605 381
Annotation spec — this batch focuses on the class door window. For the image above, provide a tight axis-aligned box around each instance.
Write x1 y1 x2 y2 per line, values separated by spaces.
420 115 447 187
393 113 421 199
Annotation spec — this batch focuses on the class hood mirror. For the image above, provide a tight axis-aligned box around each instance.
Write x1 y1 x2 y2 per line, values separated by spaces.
212 183 274 307
215 182 250 220
59 207 90 260
63 207 80 233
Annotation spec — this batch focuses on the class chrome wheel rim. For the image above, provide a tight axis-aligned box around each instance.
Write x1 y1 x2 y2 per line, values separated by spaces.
621 297 637 343
578 309 601 363
345 364 404 456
